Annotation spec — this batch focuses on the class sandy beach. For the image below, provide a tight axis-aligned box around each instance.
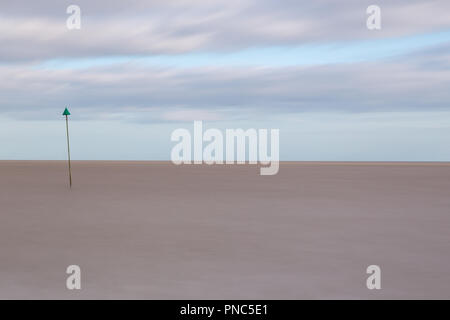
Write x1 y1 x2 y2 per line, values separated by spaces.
0 161 449 299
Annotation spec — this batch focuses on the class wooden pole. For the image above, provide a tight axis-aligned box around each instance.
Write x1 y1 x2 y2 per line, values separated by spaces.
65 114 72 188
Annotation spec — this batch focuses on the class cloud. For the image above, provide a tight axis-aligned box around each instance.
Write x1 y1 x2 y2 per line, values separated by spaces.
0 0 449 123
161 109 225 121
1 0 450 62
1 50 449 122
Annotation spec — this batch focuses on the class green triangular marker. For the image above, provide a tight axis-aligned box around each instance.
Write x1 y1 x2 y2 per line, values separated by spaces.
63 107 72 188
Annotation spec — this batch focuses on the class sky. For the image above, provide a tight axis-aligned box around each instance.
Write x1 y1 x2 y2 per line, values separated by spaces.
0 0 449 161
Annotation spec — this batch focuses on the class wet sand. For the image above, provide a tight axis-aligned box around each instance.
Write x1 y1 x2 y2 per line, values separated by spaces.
0 161 449 299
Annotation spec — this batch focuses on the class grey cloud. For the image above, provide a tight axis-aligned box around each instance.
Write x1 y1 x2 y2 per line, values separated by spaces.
1 1 449 121
399 43 450 70
1 0 450 61
1 52 449 122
